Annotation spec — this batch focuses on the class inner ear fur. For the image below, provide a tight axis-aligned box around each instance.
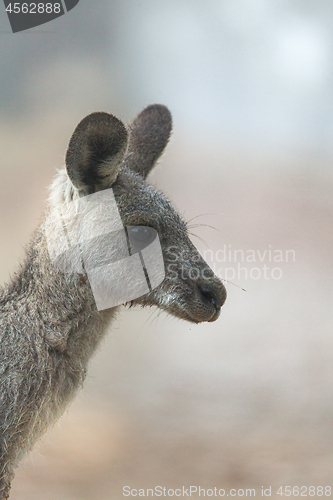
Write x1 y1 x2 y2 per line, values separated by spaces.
66 112 128 195
125 104 172 178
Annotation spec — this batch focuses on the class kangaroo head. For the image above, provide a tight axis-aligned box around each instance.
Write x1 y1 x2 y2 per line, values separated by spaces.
59 104 226 323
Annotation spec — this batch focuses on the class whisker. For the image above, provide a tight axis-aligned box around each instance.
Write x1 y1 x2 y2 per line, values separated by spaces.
150 309 163 327
143 308 158 327
149 309 160 327
186 212 224 225
187 223 220 232
188 231 210 248
221 279 247 292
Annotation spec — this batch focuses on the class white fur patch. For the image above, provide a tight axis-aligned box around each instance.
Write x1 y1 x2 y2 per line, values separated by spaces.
48 167 80 210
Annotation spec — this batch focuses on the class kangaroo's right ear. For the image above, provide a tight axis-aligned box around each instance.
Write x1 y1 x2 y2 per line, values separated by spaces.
66 112 128 196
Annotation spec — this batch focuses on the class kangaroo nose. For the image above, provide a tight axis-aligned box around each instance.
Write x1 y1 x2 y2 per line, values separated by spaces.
197 282 227 321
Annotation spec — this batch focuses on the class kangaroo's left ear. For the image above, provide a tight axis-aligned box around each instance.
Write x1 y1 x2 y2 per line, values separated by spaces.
125 104 172 179
66 112 128 196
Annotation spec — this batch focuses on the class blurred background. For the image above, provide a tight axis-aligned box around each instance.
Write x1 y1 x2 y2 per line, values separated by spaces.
1 1 333 498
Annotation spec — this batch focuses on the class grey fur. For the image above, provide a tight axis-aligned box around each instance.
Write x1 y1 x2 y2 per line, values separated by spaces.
0 105 226 499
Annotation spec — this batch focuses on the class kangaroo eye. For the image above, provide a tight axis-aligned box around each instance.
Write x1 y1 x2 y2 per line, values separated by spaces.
127 226 157 251
129 226 152 241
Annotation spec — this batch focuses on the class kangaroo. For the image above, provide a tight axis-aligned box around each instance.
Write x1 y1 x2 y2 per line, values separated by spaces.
0 104 226 499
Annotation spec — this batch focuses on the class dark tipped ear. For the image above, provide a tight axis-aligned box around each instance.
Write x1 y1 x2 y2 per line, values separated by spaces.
125 104 172 178
66 112 128 195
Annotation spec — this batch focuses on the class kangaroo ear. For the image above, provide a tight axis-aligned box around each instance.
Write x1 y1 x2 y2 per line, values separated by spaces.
125 104 172 178
66 112 128 195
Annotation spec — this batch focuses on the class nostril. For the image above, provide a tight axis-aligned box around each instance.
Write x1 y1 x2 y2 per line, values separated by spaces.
199 287 219 310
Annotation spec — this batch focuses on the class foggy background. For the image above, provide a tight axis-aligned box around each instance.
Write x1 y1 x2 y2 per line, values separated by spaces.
1 1 333 498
